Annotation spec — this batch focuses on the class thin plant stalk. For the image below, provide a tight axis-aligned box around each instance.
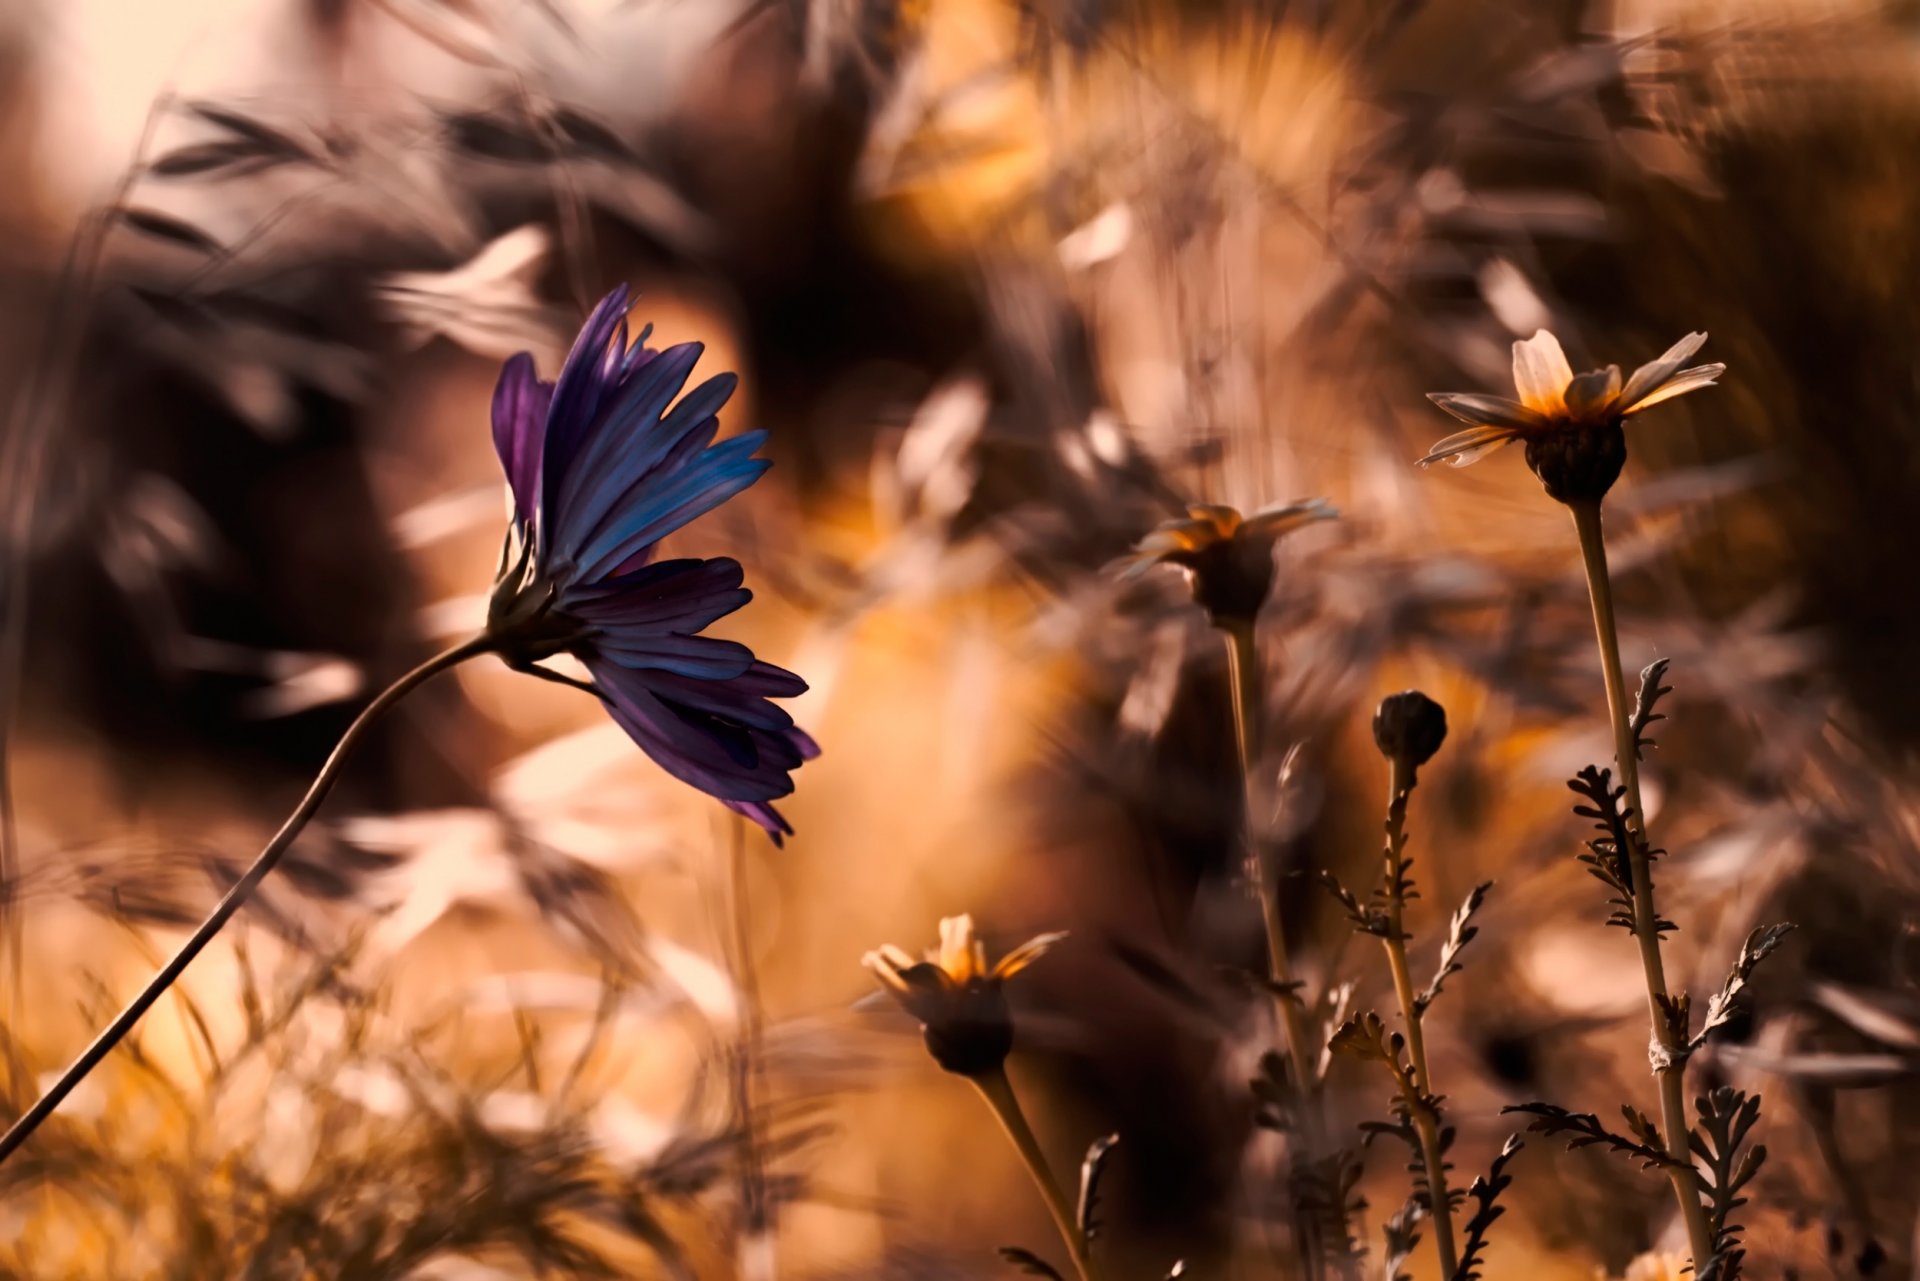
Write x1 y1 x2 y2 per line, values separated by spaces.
1379 756 1458 1277
1224 620 1331 1281
725 815 773 1274
0 633 493 1168
1569 499 1715 1267
972 1066 1096 1281
1222 621 1317 1108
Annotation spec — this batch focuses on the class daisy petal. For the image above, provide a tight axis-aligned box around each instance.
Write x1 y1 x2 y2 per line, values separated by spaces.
1425 393 1547 432
1416 425 1522 468
1619 332 1709 410
992 931 1069 979
1240 497 1339 539
1511 330 1574 414
1621 362 1724 414
490 352 554 522
1563 365 1622 419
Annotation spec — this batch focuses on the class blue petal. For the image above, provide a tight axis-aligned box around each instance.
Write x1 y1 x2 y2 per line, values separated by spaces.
573 434 771 580
591 661 799 801
591 631 757 680
538 288 633 523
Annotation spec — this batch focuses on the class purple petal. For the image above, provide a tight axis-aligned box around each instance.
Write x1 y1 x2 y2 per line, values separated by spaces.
724 798 794 845
566 557 752 634
490 353 552 519
539 287 634 519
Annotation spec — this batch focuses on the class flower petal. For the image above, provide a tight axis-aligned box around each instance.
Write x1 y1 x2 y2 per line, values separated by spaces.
1184 503 1242 536
539 288 635 517
1511 330 1573 414
591 631 757 680
1416 425 1523 468
490 352 553 521
1563 365 1622 419
1425 393 1547 432
590 660 809 805
992 930 1069 979
567 557 751 634
1619 331 1708 410
573 432 772 582
1239 497 1338 539
550 345 720 551
938 915 979 981
1621 363 1724 414
723 798 795 844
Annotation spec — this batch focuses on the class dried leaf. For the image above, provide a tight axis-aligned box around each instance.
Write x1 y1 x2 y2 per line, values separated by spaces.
1076 1134 1119 1241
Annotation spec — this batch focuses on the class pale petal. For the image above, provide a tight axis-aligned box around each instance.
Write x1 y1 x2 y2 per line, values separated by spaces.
1621 363 1724 414
1619 332 1708 409
1417 425 1522 468
1511 330 1573 414
1563 365 1622 418
1425 392 1547 432
993 930 1069 979
1240 497 1339 539
862 948 912 991
1184 503 1242 536
937 914 979 980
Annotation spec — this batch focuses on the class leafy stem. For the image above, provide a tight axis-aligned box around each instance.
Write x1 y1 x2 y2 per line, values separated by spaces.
1378 756 1458 1277
1568 498 1715 1267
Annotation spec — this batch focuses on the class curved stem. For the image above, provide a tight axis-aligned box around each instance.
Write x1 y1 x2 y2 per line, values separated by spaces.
0 634 493 1168
1379 757 1458 1277
972 1067 1095 1281
1569 500 1714 1268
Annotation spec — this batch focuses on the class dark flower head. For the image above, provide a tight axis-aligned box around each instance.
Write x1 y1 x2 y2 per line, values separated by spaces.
1420 330 1724 504
1118 498 1338 628
864 915 1067 1077
1373 689 1447 782
486 286 817 842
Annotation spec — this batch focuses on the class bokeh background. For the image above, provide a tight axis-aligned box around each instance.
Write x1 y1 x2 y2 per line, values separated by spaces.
3 0 1920 1276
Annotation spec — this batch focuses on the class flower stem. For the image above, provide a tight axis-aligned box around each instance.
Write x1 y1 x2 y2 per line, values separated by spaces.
1379 757 1459 1277
1222 621 1317 1113
1224 620 1330 1281
0 633 493 1168
1568 499 1714 1268
972 1067 1096 1281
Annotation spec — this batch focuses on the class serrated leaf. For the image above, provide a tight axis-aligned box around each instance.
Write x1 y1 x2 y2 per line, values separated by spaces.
1630 657 1674 759
1689 923 1796 1052
1450 1136 1522 1281
1417 881 1493 1015
1501 1101 1680 1170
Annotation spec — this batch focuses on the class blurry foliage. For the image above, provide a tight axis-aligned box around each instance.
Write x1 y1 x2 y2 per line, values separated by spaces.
2 0 1920 1276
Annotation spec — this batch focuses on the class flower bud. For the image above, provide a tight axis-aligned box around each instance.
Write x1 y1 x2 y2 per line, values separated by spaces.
1523 420 1627 505
1372 690 1448 779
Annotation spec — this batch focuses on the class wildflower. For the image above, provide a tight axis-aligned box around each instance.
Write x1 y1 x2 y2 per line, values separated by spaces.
1119 498 1337 627
864 914 1066 1076
1372 689 1448 782
1421 329 1724 503
486 286 816 843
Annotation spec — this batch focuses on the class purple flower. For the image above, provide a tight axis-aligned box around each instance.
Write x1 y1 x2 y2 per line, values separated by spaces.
486 286 816 842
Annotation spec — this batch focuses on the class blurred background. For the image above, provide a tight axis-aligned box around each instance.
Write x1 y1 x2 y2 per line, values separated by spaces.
3 0 1920 1276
